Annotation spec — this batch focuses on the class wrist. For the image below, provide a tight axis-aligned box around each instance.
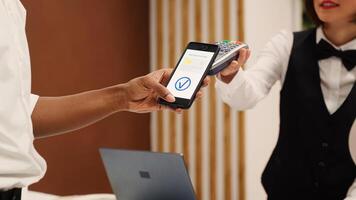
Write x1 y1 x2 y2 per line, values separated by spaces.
105 84 130 113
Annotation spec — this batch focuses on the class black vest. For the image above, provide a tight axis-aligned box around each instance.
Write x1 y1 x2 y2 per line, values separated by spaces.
261 29 356 200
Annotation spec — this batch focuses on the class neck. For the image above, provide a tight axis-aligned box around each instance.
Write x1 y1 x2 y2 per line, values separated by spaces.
323 22 356 46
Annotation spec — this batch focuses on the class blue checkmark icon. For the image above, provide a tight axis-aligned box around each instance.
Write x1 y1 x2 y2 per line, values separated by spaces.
175 77 191 91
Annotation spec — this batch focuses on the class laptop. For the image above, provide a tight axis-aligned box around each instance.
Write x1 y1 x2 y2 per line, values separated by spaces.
99 148 197 200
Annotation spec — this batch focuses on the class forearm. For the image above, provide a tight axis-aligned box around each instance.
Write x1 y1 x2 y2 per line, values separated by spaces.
216 69 272 110
216 31 291 110
31 84 128 138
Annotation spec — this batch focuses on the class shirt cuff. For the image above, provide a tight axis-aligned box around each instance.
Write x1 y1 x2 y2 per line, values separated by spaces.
30 94 39 114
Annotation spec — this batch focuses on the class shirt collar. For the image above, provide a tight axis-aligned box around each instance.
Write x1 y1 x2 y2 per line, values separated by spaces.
316 26 356 51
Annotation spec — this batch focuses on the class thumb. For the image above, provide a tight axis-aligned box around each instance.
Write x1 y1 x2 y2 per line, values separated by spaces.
146 77 175 102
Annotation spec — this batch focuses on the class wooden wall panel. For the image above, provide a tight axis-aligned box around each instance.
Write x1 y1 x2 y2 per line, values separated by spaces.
150 0 245 199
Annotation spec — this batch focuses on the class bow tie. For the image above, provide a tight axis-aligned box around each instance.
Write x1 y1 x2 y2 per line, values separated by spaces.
316 39 356 71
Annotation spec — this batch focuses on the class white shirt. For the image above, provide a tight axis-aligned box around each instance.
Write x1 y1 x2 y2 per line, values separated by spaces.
216 27 356 198
0 0 46 190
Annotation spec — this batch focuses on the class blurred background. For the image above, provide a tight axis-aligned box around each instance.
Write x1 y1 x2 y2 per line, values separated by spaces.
22 0 305 200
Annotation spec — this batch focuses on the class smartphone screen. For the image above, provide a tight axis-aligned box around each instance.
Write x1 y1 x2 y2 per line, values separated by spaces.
160 42 219 108
166 49 214 99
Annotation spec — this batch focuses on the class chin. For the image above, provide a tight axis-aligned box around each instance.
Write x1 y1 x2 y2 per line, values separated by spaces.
318 16 333 24
318 14 342 24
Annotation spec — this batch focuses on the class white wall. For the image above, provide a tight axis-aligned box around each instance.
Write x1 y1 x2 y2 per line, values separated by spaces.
244 0 302 199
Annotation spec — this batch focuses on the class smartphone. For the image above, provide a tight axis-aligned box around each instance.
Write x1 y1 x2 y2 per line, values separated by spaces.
159 42 220 109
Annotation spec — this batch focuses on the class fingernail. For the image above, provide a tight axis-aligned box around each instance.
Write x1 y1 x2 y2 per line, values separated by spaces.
166 94 175 102
232 60 238 66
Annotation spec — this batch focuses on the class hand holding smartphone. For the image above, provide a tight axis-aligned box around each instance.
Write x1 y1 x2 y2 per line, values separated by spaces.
159 42 220 109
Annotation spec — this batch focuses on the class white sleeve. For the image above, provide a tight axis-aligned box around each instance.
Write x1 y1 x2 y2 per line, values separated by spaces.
215 30 293 110
30 94 39 113
345 179 356 200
